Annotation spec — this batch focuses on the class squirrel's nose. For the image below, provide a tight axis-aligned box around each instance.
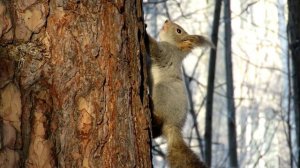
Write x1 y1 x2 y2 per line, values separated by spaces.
165 20 169 23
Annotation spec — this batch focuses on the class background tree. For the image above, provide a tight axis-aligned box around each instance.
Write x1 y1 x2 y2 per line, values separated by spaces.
204 0 222 166
287 0 300 167
0 0 152 167
224 0 238 167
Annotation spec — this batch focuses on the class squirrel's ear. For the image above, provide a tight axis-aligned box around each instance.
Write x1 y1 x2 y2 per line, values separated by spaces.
178 35 215 51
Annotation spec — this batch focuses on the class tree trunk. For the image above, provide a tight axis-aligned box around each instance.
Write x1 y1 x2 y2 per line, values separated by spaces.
0 1 152 168
204 0 222 166
287 0 300 167
224 0 239 167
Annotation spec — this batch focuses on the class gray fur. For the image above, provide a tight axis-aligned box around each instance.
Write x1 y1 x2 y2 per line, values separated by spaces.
148 20 211 168
150 42 189 128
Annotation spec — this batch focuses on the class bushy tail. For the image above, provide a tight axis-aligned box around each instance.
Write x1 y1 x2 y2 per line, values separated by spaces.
163 125 207 168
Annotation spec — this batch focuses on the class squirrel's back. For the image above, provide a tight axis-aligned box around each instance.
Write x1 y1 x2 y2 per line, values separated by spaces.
148 20 213 168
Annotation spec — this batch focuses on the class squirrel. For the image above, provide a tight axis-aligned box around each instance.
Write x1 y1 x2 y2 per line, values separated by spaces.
146 20 214 168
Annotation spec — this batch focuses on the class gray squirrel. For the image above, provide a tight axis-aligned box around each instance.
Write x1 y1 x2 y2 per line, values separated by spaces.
147 20 214 168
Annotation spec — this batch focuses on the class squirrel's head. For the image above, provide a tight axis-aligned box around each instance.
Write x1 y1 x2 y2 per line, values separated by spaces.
159 20 215 52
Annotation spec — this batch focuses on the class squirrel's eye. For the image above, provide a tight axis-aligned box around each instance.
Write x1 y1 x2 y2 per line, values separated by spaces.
176 29 181 34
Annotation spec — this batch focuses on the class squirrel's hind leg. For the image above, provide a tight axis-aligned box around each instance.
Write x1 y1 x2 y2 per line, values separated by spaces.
151 114 163 138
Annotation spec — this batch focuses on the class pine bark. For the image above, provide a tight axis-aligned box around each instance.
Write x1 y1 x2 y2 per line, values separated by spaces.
0 0 151 168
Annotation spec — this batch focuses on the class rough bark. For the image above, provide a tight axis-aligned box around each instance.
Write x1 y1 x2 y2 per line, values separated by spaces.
287 0 300 167
0 0 151 168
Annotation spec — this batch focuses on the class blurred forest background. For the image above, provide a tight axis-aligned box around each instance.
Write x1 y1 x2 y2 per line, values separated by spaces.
144 0 299 167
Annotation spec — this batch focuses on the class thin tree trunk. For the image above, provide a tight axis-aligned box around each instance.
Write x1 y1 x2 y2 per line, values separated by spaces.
287 0 300 167
204 0 222 166
287 46 296 168
224 0 239 167
0 1 152 167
